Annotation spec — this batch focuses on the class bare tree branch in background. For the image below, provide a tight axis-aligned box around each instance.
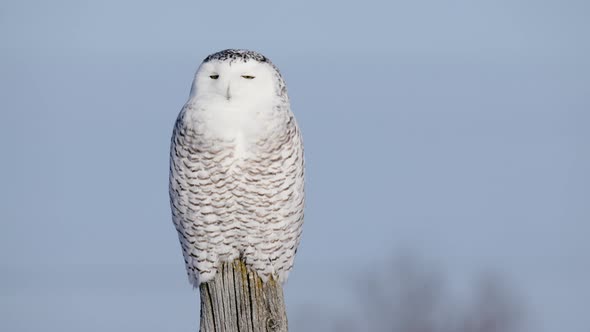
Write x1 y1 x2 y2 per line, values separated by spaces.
459 273 524 332
295 254 526 332
358 254 447 332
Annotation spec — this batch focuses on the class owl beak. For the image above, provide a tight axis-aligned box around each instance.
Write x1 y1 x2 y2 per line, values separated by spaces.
225 84 232 101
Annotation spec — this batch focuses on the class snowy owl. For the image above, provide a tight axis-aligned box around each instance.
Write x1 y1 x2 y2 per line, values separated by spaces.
169 49 304 287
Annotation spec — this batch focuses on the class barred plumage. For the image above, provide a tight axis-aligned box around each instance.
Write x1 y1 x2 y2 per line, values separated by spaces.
169 49 304 286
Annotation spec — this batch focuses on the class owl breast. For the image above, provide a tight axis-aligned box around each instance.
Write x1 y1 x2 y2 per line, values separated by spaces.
170 103 304 286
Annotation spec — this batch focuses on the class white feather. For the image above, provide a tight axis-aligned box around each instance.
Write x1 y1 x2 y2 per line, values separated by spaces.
169 50 304 286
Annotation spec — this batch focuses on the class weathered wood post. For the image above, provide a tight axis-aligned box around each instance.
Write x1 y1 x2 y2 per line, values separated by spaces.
199 259 288 332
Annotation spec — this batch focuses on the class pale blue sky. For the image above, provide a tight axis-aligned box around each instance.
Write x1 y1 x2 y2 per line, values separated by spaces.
1 1 588 331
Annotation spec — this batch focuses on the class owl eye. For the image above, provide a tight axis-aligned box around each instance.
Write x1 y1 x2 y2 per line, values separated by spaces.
241 75 255 79
209 74 219 79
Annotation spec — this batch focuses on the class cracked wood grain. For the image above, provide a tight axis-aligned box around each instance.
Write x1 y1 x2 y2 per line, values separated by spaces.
199 259 288 332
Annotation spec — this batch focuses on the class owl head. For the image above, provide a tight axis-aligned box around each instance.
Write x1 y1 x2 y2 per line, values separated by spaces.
189 49 287 108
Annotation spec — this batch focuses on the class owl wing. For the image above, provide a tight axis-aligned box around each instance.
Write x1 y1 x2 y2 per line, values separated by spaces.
169 106 225 286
